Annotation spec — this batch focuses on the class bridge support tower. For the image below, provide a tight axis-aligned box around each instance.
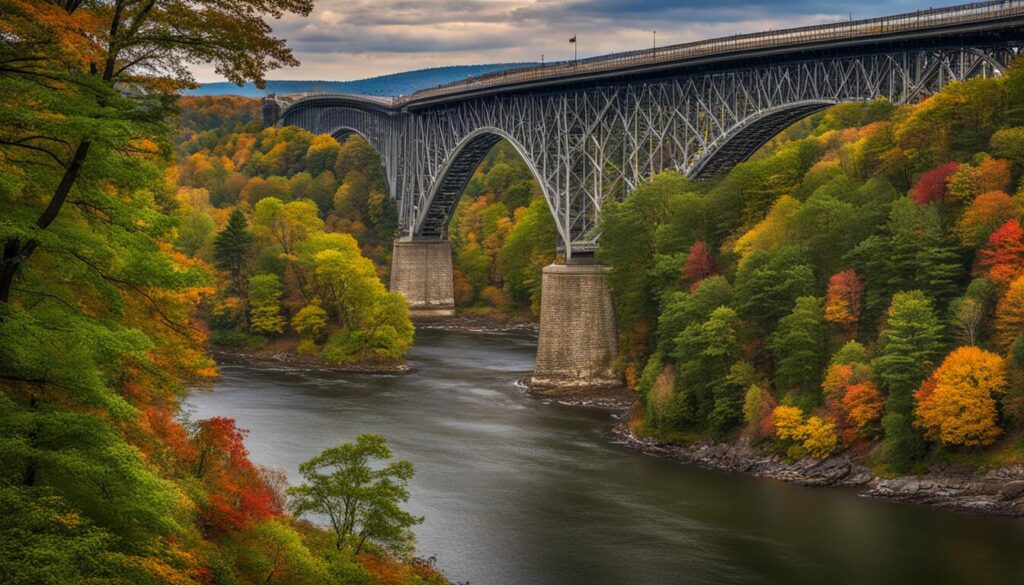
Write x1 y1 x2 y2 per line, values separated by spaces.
531 259 620 389
389 239 455 317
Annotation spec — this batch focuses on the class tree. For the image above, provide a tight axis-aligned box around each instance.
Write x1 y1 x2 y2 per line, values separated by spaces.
842 381 884 432
979 219 1024 289
955 191 1017 248
914 347 1007 447
248 274 285 334
874 291 944 470
291 304 327 342
823 270 864 333
733 248 815 333
500 198 557 314
288 435 421 555
770 297 827 396
0 0 312 301
672 306 743 433
682 240 717 288
995 275 1024 352
800 416 839 460
772 406 806 441
214 209 255 296
910 161 959 205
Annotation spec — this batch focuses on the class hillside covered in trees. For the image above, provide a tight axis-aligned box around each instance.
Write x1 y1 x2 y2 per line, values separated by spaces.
173 96 558 341
605 63 1024 473
0 2 446 584
172 96 412 363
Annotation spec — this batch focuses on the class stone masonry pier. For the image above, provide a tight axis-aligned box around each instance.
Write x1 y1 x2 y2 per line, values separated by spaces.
530 262 619 389
389 240 455 317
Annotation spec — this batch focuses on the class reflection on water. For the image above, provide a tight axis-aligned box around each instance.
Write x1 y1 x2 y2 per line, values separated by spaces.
187 329 1024 585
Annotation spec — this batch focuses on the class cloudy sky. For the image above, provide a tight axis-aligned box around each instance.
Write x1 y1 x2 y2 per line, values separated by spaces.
194 0 963 82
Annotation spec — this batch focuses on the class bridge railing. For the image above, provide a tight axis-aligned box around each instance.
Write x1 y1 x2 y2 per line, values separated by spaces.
405 0 1024 103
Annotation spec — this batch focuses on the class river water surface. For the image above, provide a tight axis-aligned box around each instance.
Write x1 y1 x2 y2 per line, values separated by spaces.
187 329 1024 585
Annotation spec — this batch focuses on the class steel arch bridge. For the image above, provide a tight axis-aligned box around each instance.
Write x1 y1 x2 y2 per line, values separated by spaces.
271 1 1024 257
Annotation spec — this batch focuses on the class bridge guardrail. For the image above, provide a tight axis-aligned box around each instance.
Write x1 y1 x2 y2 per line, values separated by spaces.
282 0 1024 108
407 0 1024 102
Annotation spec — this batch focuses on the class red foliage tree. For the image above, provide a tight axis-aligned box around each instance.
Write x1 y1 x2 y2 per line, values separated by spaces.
910 161 960 205
192 417 281 532
683 240 717 289
979 218 1024 288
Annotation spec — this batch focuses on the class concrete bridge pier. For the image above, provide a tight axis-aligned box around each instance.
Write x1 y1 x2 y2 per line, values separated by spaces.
389 239 455 317
531 258 620 389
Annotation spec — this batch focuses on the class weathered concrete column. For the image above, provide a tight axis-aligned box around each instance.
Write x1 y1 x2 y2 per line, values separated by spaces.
531 262 620 389
389 239 455 317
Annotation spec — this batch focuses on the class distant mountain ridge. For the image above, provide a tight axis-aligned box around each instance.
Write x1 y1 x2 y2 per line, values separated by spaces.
187 63 539 98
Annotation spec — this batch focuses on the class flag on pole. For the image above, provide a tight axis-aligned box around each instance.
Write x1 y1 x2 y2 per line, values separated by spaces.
569 35 577 43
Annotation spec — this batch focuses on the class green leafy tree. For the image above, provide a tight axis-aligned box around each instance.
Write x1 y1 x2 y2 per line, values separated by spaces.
875 291 944 471
288 434 422 555
770 296 827 398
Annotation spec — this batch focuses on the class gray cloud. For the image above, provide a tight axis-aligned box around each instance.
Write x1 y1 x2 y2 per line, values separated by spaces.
192 0 963 81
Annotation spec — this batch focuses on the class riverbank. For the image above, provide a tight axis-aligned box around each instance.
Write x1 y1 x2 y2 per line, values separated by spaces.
612 422 1024 517
208 344 414 374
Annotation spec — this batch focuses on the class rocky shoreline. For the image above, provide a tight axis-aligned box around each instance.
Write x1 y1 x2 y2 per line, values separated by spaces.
612 423 1024 517
207 346 414 375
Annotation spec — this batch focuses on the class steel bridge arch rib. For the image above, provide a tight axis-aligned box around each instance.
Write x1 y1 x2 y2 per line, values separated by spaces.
689 100 837 179
410 126 565 244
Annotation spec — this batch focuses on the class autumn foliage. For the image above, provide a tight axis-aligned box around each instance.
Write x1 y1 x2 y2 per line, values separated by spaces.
979 219 1024 288
914 347 1008 447
683 240 717 289
910 161 959 205
823 270 864 332
192 417 281 532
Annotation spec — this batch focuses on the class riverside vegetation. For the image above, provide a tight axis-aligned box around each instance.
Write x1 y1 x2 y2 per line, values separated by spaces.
176 60 1024 483
0 1 447 584
605 63 1024 478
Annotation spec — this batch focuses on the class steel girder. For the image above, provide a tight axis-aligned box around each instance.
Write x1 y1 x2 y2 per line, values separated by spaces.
279 46 1017 256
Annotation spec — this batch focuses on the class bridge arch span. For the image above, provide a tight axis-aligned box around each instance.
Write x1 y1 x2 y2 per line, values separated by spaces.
690 100 838 179
413 127 562 243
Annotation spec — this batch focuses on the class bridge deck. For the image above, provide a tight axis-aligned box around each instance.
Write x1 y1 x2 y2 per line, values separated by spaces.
283 0 1024 112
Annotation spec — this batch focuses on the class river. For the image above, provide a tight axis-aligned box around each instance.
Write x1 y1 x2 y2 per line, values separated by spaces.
187 328 1024 585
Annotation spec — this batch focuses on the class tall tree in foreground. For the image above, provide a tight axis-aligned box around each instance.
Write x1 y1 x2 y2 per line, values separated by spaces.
289 435 422 556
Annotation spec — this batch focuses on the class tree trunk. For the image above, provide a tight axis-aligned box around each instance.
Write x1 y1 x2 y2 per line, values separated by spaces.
0 139 90 303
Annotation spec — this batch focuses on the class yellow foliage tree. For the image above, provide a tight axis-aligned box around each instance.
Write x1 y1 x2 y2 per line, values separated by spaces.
771 405 806 441
914 346 1008 446
800 416 839 459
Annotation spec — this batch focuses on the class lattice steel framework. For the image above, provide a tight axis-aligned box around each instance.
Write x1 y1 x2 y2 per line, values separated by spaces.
279 46 1018 256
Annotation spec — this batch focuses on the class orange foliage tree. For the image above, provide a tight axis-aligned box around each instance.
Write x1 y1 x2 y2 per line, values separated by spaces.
955 191 1017 248
994 275 1024 352
823 270 864 333
841 381 885 432
914 347 1008 447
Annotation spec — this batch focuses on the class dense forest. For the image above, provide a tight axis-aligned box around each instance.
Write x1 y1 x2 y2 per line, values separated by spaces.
177 59 1024 476
605 65 1024 473
172 95 557 355
0 2 446 584
173 96 413 363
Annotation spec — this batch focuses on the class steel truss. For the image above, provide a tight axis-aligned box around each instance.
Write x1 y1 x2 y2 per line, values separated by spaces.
279 46 1017 256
